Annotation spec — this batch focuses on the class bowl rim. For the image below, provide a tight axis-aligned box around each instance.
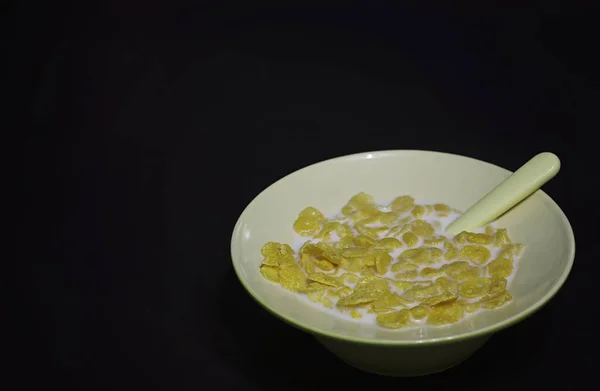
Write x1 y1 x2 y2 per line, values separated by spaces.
230 149 576 346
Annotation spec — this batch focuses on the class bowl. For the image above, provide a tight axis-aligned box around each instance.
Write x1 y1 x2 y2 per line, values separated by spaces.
230 150 575 377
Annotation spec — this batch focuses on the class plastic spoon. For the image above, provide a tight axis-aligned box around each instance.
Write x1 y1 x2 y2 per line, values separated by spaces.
445 152 561 235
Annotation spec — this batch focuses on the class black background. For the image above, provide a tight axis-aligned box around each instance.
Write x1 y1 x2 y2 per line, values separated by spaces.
13 1 599 390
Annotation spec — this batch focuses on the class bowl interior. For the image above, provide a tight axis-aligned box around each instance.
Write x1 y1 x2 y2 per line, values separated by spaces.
231 150 575 343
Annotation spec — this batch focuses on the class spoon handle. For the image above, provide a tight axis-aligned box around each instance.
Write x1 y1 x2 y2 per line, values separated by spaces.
445 152 561 235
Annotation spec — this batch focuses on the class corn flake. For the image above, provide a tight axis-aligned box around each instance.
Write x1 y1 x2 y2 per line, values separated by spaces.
279 265 307 291
479 290 512 309
459 245 492 265
375 252 393 275
410 305 430 319
442 261 482 281
376 309 412 329
427 302 464 325
399 247 443 264
307 272 344 287
391 195 415 213
259 265 280 283
402 231 419 247
464 233 494 245
403 283 439 301
458 278 491 298
487 257 514 278
410 220 434 237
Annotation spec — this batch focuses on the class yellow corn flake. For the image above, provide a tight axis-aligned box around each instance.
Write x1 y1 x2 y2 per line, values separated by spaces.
494 228 511 247
424 236 445 246
341 247 372 258
434 203 451 216
297 282 330 293
314 221 340 240
278 264 307 291
378 212 399 225
336 223 353 237
376 237 403 251
302 243 343 265
340 258 364 273
458 278 491 298
420 267 443 278
487 257 514 278
427 302 464 325
402 231 419 247
464 233 494 245
453 231 468 244
278 254 297 267
394 271 418 280
376 309 412 329
313 259 335 271
293 216 321 236
305 260 316 274
487 276 508 294
365 254 378 267
261 255 280 267
459 245 491 265
411 205 426 218
332 286 353 297
410 220 435 237
337 288 384 306
362 267 376 277
403 283 439 301
391 261 418 272
356 223 385 239
371 292 409 312
387 219 411 236
410 305 429 319
445 248 459 261
435 276 459 295
308 290 325 303
353 235 378 247
398 247 443 264
421 293 458 307
307 272 344 287
356 276 390 291
259 265 280 283
442 261 482 281
497 243 524 259
478 290 512 309
350 309 363 318
443 237 454 247
391 195 415 213
298 206 325 221
341 192 377 218
375 252 393 274
485 226 495 235
301 243 324 258
389 279 421 290
338 235 355 248
261 242 295 257
339 273 358 285
337 276 390 306
341 273 360 285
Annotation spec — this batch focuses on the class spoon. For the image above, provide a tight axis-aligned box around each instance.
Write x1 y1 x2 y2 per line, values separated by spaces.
445 152 561 235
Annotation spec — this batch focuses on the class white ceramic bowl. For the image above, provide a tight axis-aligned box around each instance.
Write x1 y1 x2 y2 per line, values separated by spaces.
231 150 575 376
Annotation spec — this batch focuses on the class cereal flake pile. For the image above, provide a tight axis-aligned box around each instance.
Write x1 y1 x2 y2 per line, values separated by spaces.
259 193 523 329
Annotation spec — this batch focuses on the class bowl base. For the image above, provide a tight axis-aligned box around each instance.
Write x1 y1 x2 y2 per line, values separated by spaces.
338 356 466 377
315 334 491 377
